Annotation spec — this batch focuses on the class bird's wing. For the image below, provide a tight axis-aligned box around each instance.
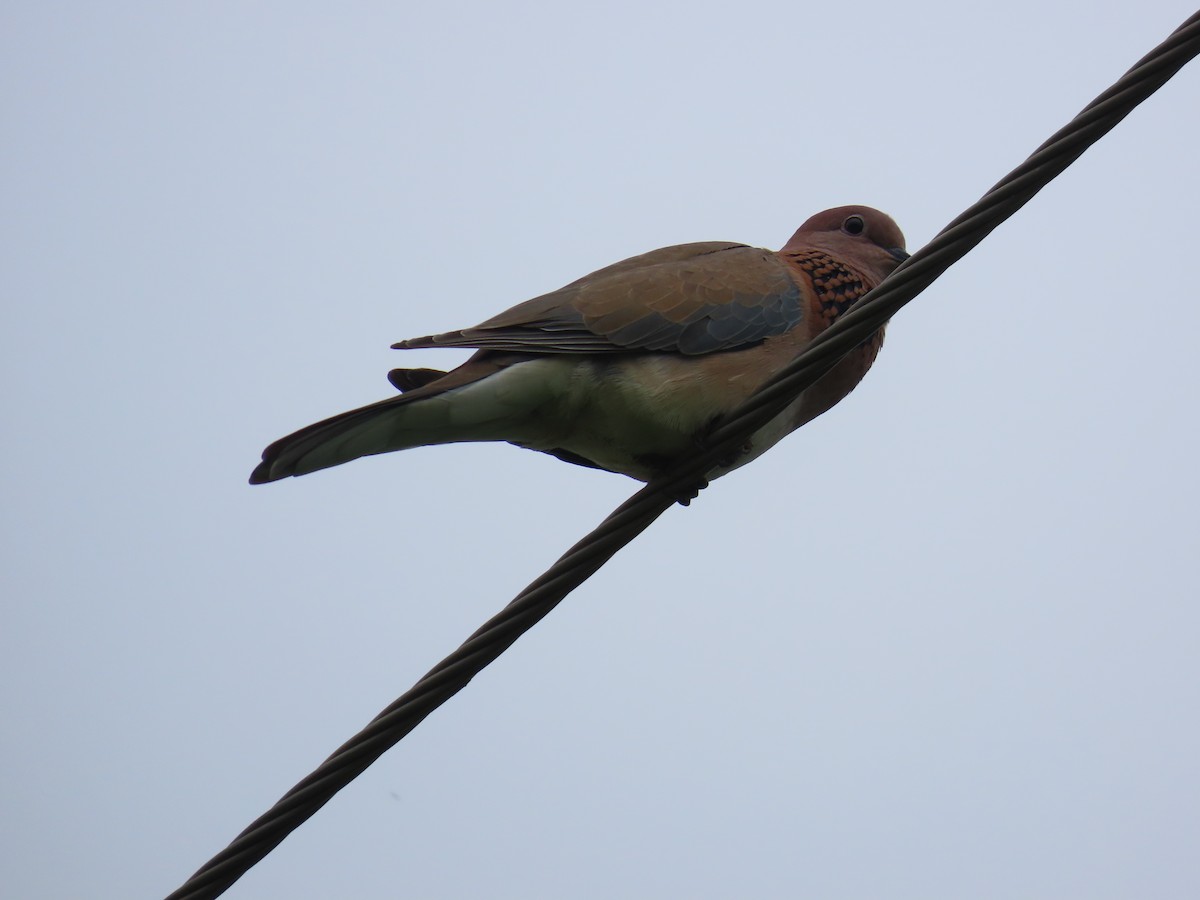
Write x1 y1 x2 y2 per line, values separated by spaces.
394 242 805 357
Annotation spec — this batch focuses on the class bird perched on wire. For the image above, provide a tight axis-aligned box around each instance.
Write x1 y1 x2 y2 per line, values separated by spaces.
250 206 907 487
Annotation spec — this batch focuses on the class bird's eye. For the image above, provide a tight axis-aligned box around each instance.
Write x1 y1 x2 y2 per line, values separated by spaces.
842 215 865 236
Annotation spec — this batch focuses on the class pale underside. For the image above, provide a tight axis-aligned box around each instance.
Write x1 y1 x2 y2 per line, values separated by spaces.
289 351 811 482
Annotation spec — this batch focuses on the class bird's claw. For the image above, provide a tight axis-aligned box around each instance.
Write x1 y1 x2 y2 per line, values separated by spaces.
671 478 708 506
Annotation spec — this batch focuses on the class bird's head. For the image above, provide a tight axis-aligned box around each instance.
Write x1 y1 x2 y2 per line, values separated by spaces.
781 206 908 283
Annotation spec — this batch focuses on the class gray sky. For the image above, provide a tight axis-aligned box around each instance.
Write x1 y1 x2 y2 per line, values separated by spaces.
4 3 1199 898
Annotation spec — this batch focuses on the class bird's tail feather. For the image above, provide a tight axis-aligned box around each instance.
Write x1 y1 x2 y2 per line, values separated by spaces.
249 357 548 483
251 396 412 483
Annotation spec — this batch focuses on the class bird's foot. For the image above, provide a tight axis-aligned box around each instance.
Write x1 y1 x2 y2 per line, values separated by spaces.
670 477 708 507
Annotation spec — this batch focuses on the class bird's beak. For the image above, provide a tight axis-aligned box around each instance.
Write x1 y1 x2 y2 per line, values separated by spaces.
887 247 910 263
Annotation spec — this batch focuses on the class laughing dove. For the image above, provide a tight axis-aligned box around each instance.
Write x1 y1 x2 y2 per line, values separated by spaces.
250 206 907 485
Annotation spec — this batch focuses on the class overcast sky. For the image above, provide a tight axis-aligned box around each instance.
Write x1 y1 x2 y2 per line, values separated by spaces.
4 3 1199 898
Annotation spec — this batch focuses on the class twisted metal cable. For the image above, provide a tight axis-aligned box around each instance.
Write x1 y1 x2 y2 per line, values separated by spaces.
167 12 1200 899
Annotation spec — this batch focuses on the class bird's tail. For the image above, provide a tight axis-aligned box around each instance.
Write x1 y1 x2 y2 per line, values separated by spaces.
249 357 534 483
250 395 419 483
